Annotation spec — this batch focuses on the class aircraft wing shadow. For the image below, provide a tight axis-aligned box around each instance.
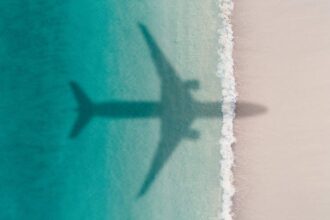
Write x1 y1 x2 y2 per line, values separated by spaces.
137 23 197 197
137 126 182 197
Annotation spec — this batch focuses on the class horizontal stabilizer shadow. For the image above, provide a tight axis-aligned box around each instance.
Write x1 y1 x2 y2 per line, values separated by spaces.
69 82 94 138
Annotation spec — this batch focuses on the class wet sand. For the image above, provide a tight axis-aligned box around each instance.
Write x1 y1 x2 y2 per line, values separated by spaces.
233 1 330 219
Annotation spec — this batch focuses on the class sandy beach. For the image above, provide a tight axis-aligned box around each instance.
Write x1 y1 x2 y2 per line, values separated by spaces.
233 1 330 219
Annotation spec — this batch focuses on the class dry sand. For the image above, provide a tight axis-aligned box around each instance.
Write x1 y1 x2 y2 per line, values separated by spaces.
233 1 330 219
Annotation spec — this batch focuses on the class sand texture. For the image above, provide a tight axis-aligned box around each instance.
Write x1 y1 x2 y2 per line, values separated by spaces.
233 1 330 219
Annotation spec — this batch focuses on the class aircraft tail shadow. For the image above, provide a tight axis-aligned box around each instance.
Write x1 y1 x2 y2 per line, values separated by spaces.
69 81 94 138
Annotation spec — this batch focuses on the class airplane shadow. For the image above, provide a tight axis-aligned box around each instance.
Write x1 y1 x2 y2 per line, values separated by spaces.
69 24 267 198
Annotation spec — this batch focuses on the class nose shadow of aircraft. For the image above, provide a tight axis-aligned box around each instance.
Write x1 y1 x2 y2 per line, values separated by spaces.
69 23 267 198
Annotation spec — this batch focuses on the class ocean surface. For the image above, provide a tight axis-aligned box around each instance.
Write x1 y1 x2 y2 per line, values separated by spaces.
0 1 222 219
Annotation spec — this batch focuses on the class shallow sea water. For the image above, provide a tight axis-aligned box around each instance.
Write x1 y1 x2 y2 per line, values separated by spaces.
0 1 221 219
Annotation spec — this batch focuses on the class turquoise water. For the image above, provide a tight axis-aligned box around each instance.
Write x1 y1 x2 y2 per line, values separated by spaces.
0 1 221 219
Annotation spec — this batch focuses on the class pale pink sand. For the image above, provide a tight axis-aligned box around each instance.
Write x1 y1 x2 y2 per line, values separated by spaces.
233 1 330 220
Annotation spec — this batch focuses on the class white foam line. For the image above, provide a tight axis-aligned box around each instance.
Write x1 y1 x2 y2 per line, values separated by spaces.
217 0 236 220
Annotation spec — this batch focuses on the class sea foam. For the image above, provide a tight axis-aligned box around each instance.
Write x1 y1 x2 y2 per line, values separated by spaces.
217 1 236 220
